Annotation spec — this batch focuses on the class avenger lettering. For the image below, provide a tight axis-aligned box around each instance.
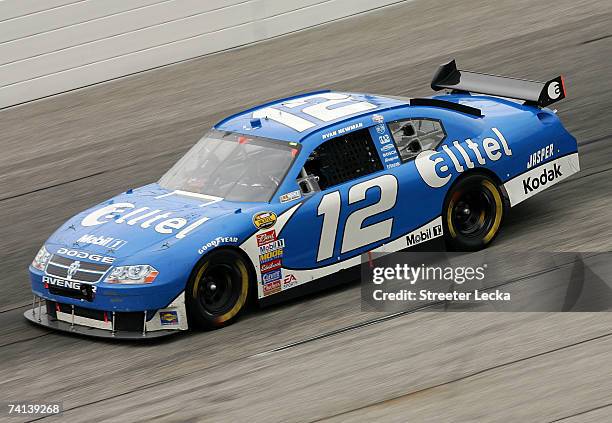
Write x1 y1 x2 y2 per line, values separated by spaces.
43 275 98 292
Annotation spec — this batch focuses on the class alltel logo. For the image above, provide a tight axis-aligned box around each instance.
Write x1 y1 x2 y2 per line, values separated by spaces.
415 128 512 188
547 82 561 100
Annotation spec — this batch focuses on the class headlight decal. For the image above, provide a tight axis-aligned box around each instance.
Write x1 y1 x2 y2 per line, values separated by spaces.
105 265 159 284
31 245 52 271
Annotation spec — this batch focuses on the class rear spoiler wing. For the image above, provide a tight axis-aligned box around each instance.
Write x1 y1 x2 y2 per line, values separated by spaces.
431 60 566 107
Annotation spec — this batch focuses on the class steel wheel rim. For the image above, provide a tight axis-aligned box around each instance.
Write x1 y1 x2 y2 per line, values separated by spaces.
451 188 496 237
197 263 240 315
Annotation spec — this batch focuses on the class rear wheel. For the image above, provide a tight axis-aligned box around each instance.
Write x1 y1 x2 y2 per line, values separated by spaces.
443 174 506 251
186 249 250 330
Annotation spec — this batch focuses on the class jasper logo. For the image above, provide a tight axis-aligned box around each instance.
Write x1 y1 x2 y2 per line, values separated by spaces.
415 128 512 188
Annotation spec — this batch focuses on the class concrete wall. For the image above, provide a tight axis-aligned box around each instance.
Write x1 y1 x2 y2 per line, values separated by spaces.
0 0 404 109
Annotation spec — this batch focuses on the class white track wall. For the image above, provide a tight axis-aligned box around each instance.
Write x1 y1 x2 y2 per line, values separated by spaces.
0 0 402 109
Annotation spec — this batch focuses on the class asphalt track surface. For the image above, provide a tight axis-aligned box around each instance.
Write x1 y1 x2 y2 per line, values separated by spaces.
1 0 611 421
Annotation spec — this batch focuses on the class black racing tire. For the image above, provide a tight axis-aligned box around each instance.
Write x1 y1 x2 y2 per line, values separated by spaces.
186 249 251 330
443 174 507 251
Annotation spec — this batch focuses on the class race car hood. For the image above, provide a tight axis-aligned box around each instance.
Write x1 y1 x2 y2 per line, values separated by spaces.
45 184 262 260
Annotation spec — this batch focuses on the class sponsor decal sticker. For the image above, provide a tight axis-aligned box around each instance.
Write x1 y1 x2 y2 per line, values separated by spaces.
77 234 127 250
56 248 115 264
256 229 277 246
374 132 400 169
263 280 282 296
375 124 386 134
279 190 302 203
406 223 443 247
372 114 384 123
259 248 284 264
379 134 391 145
262 269 282 284
415 127 512 188
527 143 554 169
160 311 179 326
259 239 285 254
81 203 210 239
198 236 239 254
523 163 562 194
260 259 282 273
503 153 579 207
547 80 562 100
256 230 285 297
253 211 277 230
283 274 298 289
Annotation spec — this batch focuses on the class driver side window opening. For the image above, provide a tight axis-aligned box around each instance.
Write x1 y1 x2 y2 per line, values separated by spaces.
388 118 446 162
297 127 383 194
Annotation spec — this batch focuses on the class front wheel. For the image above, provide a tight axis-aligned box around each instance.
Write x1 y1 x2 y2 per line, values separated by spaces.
443 174 507 251
186 249 251 330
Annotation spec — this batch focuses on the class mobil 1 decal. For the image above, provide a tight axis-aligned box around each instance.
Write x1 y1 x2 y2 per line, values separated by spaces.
415 127 512 188
369 122 401 170
257 228 284 296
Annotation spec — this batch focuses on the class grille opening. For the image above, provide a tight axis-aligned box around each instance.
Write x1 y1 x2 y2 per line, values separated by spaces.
45 254 111 284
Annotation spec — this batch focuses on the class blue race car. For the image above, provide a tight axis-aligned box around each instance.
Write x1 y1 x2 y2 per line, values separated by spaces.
26 60 579 338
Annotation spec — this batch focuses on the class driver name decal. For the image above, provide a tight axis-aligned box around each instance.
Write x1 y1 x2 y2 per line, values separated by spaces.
321 122 364 140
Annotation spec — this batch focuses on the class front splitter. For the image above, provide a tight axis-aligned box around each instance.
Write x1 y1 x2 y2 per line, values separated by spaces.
24 306 180 340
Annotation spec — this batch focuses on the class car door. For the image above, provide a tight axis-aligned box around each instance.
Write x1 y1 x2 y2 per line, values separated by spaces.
268 118 396 282
276 111 458 288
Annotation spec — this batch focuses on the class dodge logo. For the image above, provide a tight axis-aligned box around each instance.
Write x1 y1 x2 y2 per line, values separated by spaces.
67 261 81 279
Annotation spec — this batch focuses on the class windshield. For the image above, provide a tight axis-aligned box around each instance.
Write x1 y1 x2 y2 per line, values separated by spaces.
159 130 299 202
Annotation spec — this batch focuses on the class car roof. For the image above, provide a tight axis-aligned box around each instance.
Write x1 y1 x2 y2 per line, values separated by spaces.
214 90 409 143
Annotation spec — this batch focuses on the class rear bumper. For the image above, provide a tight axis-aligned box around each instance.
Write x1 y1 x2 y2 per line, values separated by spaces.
25 294 188 339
